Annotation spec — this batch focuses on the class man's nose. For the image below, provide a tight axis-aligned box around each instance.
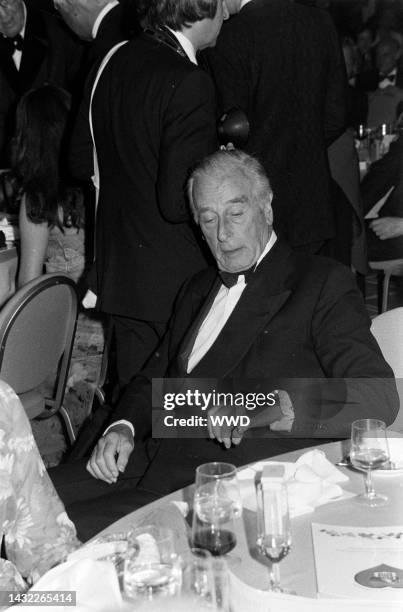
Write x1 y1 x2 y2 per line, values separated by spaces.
217 218 231 242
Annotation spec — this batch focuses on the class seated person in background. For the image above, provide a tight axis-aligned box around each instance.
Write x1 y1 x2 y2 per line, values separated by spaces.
361 133 403 261
366 38 403 128
342 36 368 128
0 380 79 588
73 150 398 503
9 85 85 288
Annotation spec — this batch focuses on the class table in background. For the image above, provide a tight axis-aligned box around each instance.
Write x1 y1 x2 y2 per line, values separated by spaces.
97 440 403 600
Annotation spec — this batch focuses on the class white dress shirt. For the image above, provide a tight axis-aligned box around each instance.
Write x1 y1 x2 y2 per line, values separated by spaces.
187 231 277 373
10 2 26 70
92 1 119 39
168 28 197 65
378 67 397 90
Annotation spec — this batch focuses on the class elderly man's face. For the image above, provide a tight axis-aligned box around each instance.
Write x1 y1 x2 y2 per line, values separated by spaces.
193 171 272 273
376 42 399 75
0 0 25 38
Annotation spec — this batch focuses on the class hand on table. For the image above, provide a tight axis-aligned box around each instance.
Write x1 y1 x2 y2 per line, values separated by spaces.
369 217 403 240
207 390 294 449
86 424 134 483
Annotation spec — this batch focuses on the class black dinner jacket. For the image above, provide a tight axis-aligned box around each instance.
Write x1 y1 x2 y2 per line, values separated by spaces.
85 3 139 70
114 240 399 492
0 5 83 164
203 0 348 248
69 32 217 321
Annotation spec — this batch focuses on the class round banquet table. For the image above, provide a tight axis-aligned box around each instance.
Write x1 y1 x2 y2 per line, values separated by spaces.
95 440 403 605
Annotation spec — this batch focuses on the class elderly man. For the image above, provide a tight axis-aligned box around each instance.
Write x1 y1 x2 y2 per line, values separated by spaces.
0 0 82 165
50 150 398 539
84 150 398 488
54 0 138 68
68 0 228 395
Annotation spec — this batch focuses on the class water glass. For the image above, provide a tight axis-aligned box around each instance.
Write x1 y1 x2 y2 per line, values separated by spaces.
123 525 181 601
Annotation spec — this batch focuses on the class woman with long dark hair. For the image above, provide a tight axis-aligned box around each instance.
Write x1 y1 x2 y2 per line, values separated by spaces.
10 84 85 287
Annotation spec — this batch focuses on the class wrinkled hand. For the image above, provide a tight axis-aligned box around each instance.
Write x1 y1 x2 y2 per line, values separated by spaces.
270 390 295 432
369 217 403 240
207 403 249 449
86 424 134 483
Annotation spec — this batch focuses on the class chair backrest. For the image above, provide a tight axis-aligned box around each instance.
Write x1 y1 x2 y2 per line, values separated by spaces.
0 273 78 412
371 307 403 431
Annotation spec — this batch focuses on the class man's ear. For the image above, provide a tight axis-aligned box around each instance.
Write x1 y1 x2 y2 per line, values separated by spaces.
263 194 273 226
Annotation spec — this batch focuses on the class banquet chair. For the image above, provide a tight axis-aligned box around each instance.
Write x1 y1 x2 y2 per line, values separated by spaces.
371 306 403 431
0 273 78 444
369 258 403 313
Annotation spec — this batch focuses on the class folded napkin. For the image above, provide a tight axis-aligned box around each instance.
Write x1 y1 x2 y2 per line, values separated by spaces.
22 558 122 612
239 449 352 517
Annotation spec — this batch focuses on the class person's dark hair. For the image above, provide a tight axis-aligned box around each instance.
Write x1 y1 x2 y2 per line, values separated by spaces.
138 0 220 30
11 84 83 229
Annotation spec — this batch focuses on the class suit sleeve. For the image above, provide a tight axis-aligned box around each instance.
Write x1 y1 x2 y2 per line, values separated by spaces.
156 69 218 223
201 25 250 117
295 264 399 436
68 69 96 181
361 137 403 214
322 13 348 146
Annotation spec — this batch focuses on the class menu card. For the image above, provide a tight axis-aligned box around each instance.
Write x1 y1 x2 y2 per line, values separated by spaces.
312 523 403 602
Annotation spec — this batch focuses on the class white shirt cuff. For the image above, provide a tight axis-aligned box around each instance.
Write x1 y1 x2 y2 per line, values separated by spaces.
103 420 135 438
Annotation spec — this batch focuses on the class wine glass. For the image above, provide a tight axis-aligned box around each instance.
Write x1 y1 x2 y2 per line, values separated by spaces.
256 482 292 592
191 462 242 558
350 418 390 507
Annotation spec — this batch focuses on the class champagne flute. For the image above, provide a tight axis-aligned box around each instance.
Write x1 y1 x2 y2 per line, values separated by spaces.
256 482 292 592
192 462 241 558
350 418 390 507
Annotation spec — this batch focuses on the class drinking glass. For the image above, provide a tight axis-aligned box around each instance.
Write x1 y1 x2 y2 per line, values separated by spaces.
256 482 292 592
123 525 181 601
350 418 390 507
192 462 242 558
181 548 216 608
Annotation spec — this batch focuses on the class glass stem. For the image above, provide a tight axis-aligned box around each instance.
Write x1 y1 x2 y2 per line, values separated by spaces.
269 562 281 591
364 469 375 499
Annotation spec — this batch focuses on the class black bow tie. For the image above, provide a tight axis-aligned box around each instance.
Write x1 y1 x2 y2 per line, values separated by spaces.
219 265 256 288
379 72 396 83
1 33 24 55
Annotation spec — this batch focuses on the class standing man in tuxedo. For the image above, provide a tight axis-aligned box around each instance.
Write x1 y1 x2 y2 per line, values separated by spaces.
203 0 347 256
0 0 83 165
68 0 228 395
54 0 140 70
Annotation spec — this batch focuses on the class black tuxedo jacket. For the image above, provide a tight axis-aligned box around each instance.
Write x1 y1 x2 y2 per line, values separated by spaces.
70 32 217 321
361 135 403 260
203 0 348 248
85 3 138 70
0 6 83 164
114 240 398 493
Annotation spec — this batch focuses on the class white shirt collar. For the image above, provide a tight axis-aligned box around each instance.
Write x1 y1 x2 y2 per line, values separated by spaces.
240 0 253 8
167 28 197 65
255 230 277 269
92 1 119 39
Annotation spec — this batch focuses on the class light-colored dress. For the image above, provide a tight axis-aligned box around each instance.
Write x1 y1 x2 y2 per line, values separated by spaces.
45 225 86 283
0 381 79 588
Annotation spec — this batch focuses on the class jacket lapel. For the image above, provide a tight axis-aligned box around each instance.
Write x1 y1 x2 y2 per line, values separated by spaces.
175 276 221 376
19 8 48 90
0 39 20 93
189 240 294 378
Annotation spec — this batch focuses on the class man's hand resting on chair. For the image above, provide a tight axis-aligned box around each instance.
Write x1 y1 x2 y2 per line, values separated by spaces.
86 424 134 484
